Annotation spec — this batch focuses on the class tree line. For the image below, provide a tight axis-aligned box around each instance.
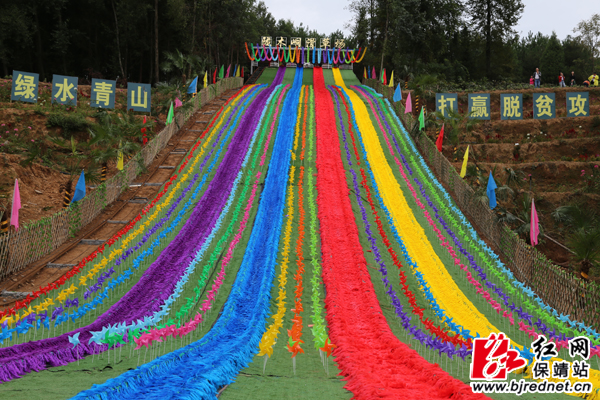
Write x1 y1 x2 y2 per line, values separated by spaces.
348 0 600 85
0 0 338 85
2 0 597 87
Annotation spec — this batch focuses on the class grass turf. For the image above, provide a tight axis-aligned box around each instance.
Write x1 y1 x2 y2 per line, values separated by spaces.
256 68 279 85
282 68 297 85
302 69 314 86
339 70 361 86
322 69 336 86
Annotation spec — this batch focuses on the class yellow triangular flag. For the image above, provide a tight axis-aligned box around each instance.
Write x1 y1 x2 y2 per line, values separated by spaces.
388 71 394 87
460 145 469 178
203 71 207 88
117 141 123 171
236 65 240 77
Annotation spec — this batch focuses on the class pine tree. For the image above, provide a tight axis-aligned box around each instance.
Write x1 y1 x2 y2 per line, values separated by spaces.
465 0 524 79
541 33 564 86
573 14 600 72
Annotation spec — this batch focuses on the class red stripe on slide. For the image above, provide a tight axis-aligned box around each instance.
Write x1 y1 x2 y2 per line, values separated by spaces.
313 67 486 400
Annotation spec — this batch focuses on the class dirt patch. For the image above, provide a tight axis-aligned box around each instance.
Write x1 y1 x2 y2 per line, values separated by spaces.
457 138 600 164
0 153 68 220
465 160 594 192
0 79 171 224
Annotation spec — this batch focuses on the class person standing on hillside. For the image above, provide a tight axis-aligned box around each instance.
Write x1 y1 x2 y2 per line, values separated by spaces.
589 72 599 87
534 68 541 88
529 75 534 85
570 71 577 86
559 72 566 87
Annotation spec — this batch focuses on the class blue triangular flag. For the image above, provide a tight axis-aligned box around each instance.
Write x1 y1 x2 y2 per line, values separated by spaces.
393 84 402 102
487 171 497 209
187 76 198 94
71 170 86 204
367 66 371 79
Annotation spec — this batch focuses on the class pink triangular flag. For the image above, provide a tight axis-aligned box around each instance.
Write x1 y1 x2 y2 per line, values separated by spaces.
371 66 376 80
174 97 183 108
11 179 21 231
530 199 539 246
225 64 231 78
405 92 412 114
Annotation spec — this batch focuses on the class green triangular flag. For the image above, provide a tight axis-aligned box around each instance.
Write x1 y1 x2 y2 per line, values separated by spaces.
166 102 174 124
218 65 224 80
418 107 425 130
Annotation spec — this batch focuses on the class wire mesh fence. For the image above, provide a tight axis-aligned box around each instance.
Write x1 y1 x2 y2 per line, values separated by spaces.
0 77 244 282
364 78 600 331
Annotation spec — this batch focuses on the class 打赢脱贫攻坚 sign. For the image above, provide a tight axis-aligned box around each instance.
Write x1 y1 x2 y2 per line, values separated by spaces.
468 94 490 120
436 93 458 117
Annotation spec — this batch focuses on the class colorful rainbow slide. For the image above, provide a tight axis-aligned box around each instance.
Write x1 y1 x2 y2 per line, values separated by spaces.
0 66 598 400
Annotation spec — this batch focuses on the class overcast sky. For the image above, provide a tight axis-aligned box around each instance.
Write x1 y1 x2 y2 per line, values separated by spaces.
260 0 591 40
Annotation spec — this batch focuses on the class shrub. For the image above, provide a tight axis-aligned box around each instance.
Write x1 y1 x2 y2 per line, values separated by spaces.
46 113 91 137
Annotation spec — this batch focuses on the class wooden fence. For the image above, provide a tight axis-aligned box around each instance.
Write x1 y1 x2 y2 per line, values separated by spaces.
0 77 244 282
364 78 600 331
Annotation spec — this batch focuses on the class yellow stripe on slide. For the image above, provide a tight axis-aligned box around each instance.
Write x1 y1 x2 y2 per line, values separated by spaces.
332 68 600 397
332 68 500 340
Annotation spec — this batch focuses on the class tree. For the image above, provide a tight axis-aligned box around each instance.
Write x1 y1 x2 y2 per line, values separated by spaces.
0 3 34 77
432 108 480 146
552 205 596 231
496 194 544 245
111 0 126 78
516 32 549 81
553 205 600 278
347 0 380 67
161 49 205 85
89 112 145 181
378 0 390 73
154 0 159 83
573 14 600 73
563 35 592 78
568 229 600 278
465 0 524 79
347 3 368 48
541 32 564 85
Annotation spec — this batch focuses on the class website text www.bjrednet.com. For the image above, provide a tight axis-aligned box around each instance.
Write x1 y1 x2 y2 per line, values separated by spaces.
470 379 593 396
